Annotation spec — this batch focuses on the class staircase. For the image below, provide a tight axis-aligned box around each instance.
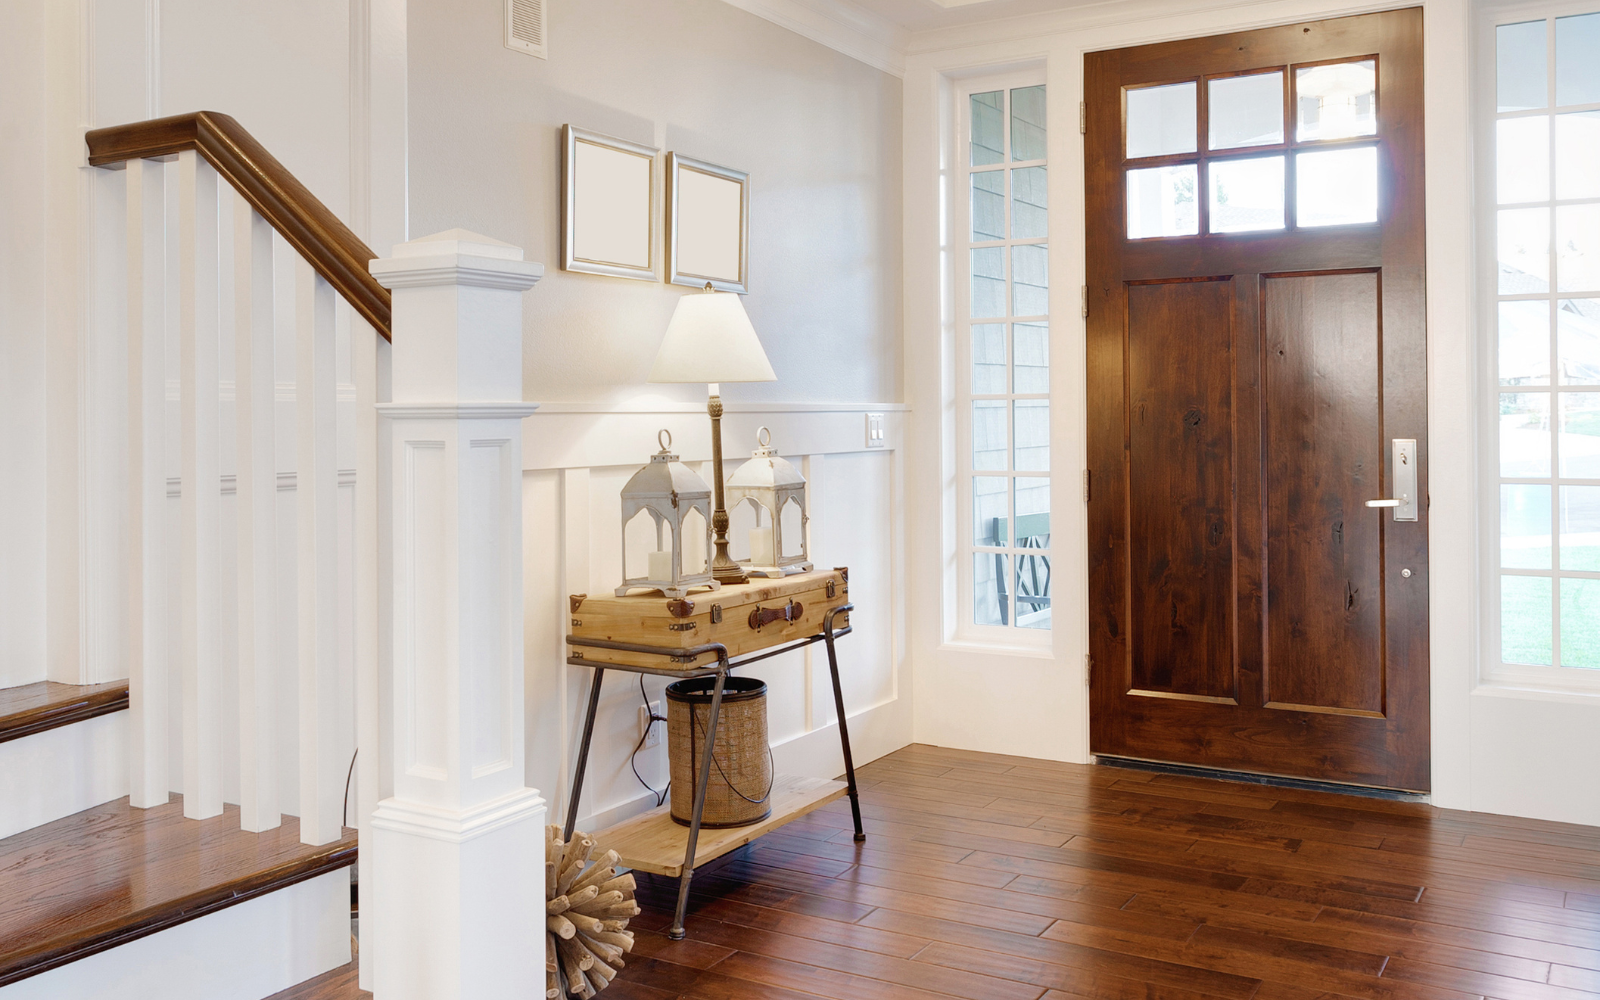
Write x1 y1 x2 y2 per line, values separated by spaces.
0 111 546 999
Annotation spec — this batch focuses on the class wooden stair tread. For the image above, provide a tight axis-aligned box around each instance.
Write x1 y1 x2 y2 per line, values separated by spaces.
0 680 128 744
264 961 369 999
0 794 357 987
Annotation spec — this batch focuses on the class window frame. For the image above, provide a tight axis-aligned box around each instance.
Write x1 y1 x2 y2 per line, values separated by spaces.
953 69 1053 647
1477 0 1600 690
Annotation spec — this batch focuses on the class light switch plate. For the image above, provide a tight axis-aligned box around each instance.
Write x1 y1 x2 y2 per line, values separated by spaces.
866 412 885 448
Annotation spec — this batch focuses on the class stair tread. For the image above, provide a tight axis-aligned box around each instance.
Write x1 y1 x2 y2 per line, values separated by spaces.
264 961 369 1000
0 794 357 987
0 680 128 744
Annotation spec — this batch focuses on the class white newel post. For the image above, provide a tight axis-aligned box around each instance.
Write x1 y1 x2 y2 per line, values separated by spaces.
368 230 545 999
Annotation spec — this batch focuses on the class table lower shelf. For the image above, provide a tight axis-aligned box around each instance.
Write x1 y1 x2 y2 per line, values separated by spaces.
593 774 848 878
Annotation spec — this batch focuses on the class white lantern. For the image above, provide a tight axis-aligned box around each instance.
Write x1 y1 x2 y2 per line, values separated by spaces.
616 430 719 599
727 427 812 578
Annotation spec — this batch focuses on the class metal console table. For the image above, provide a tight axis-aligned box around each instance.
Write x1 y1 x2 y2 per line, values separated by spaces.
563 604 864 941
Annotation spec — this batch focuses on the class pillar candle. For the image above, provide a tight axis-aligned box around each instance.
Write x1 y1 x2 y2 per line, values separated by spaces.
748 528 774 566
647 549 675 581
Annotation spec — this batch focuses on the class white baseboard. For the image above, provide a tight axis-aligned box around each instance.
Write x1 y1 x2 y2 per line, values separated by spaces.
0 711 128 840
0 869 350 1000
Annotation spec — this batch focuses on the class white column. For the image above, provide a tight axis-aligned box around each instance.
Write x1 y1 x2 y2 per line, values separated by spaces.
368 230 544 1000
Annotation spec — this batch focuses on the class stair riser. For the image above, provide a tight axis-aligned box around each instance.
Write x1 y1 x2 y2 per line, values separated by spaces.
0 713 127 840
0 869 349 1000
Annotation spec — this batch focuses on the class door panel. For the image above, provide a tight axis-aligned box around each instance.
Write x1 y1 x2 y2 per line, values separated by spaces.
1127 278 1237 701
1263 271 1385 716
1086 9 1429 791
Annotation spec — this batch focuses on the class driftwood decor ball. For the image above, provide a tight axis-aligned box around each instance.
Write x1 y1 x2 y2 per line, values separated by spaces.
546 826 638 998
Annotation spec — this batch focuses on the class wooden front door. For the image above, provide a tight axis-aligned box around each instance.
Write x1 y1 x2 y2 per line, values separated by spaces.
1085 9 1429 791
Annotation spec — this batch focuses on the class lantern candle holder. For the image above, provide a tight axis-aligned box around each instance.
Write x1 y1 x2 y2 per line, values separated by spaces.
727 426 813 579
616 430 720 599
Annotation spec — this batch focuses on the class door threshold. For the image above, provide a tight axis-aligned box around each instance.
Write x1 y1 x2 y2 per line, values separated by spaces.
1094 756 1429 802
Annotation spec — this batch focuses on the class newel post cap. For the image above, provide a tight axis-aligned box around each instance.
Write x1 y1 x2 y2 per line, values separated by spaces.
369 228 545 290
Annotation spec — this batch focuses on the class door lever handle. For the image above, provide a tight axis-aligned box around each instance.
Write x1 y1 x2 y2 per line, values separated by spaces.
1365 496 1406 508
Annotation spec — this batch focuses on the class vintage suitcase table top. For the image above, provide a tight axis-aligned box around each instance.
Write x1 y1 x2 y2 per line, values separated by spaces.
567 567 850 670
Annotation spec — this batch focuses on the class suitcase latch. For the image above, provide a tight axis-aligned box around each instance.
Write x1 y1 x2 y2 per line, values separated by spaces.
826 580 837 599
710 604 723 625
749 599 803 631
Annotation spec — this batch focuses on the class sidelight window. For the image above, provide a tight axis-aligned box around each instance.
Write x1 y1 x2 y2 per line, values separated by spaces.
1485 7 1600 676
959 76 1052 634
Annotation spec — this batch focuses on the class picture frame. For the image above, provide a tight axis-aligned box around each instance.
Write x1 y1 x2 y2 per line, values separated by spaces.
562 124 659 281
666 152 750 293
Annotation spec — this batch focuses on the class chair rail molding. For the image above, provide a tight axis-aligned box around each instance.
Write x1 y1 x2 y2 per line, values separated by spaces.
368 229 546 1000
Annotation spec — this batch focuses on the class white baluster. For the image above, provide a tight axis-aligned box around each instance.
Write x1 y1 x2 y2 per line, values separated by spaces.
126 157 169 810
235 198 280 832
178 150 223 820
354 316 384 988
297 258 345 845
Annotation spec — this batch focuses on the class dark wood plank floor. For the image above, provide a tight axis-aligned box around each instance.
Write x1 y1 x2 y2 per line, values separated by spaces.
610 744 1600 1000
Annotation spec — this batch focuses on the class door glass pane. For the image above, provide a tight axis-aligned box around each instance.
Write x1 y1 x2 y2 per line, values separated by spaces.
1126 164 1199 238
971 91 1004 166
1011 86 1047 161
1499 20 1549 112
1502 484 1553 569
1497 116 1550 204
973 399 1007 471
1502 575 1554 665
1012 244 1048 316
973 323 1007 393
1561 579 1600 668
1013 321 1049 393
1014 399 1049 471
1015 476 1050 531
1561 485 1600 572
1015 554 1052 630
1011 166 1048 239
1559 299 1600 384
1555 112 1600 200
1208 155 1285 233
1556 204 1600 293
974 553 1008 626
1126 82 1197 158
970 247 1005 317
1502 392 1552 477
1556 12 1600 107
1208 71 1283 150
1500 300 1550 385
1296 147 1378 227
1559 391 1600 477
1295 61 1376 141
1499 208 1551 294
972 170 1005 241
973 476 1008 546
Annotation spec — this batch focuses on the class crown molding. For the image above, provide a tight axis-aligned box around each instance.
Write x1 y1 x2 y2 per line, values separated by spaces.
719 0 910 77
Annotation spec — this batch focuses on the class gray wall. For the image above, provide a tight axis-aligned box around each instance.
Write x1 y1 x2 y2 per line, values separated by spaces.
406 0 904 405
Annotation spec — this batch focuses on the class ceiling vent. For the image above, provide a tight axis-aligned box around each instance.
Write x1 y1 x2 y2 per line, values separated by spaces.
505 0 547 59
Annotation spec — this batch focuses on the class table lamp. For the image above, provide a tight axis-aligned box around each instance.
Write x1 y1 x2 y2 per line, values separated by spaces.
649 284 776 586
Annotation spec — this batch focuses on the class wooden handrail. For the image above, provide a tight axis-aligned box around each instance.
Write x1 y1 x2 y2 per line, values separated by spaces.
86 111 391 340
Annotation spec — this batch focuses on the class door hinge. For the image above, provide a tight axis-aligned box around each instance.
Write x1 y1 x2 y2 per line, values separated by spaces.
1081 284 1089 319
1085 653 1093 686
1079 101 1086 134
1082 469 1091 502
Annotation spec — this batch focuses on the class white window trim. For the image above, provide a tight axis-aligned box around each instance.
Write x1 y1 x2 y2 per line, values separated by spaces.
1477 0 1600 692
949 68 1052 649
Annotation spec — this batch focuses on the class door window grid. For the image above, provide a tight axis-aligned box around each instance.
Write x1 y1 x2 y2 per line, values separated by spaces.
961 80 1052 633
1489 9 1600 674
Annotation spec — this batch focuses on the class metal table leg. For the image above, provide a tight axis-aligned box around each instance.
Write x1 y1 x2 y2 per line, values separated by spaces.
823 606 865 842
563 667 606 842
669 661 728 940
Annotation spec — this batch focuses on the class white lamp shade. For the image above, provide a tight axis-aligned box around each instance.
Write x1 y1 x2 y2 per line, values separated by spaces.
648 291 776 384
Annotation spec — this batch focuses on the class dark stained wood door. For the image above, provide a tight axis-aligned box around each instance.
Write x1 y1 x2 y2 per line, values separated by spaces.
1086 9 1429 791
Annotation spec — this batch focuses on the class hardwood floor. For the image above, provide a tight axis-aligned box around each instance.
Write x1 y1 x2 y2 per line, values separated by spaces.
609 744 1600 1000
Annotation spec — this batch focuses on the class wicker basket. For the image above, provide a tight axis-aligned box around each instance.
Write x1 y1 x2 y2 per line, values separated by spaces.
665 676 773 828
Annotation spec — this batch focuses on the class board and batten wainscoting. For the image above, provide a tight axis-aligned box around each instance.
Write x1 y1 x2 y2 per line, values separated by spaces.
521 401 909 834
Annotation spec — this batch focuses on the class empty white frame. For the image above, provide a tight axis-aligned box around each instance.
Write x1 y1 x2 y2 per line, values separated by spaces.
562 125 659 281
667 153 750 293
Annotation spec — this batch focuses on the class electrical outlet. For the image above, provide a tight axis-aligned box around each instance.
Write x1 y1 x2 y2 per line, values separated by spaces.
866 412 886 448
639 701 662 749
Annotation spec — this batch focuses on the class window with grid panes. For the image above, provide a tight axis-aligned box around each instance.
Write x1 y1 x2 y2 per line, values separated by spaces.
962 81 1051 631
1490 9 1600 673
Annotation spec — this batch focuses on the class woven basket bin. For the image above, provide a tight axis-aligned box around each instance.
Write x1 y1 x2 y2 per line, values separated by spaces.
665 676 773 828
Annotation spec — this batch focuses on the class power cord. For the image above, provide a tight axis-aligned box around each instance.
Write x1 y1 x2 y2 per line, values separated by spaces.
630 675 670 807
